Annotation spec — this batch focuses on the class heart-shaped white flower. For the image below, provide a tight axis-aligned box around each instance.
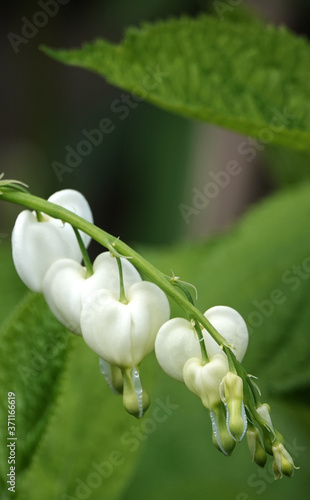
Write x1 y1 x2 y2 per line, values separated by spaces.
203 306 248 362
155 318 201 381
183 354 237 456
43 252 142 335
80 281 170 367
12 189 93 292
155 306 249 381
183 354 229 409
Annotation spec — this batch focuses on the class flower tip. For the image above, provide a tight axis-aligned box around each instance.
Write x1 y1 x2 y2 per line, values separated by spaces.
272 442 298 479
246 427 267 468
227 411 247 442
122 367 150 419
211 427 236 456
123 387 150 419
210 406 236 456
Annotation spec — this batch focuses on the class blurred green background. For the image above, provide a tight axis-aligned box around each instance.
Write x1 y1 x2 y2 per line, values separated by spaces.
1 0 310 248
1 1 310 499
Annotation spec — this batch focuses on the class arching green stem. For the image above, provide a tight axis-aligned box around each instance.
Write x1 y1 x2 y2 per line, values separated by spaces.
0 187 229 349
35 210 45 222
116 257 127 304
73 227 93 277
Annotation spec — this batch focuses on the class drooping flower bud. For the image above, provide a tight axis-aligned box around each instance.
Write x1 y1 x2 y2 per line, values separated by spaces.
155 318 201 381
220 372 247 442
211 403 236 456
183 354 239 455
255 403 275 454
12 189 93 292
246 424 267 468
256 403 272 426
272 442 298 479
203 306 249 362
80 281 170 367
43 252 141 335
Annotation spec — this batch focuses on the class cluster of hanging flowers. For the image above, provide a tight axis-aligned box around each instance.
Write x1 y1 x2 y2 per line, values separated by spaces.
5 183 297 479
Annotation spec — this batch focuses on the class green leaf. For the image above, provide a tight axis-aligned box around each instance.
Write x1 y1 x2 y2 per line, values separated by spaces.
42 15 310 151
18 336 157 500
141 181 310 395
0 293 70 495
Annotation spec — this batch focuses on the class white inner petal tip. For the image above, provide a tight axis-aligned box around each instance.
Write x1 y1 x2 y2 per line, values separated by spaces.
99 358 119 395
131 367 144 419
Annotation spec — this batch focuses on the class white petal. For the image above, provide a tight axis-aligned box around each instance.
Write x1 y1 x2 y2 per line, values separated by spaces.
155 318 201 381
80 281 170 367
43 252 142 334
12 211 81 292
12 189 93 292
43 259 87 334
81 289 135 366
126 281 170 364
256 404 273 428
48 189 93 249
91 252 141 296
183 354 229 409
203 306 249 361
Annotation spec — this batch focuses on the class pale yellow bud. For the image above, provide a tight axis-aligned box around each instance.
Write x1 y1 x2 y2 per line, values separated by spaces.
220 372 247 442
246 425 267 468
272 442 298 479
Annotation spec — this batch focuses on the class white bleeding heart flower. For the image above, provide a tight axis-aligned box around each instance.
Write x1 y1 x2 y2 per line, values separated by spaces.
155 306 249 381
12 189 93 292
80 281 170 367
183 354 237 456
43 252 142 335
155 318 201 381
203 306 248 362
183 354 229 410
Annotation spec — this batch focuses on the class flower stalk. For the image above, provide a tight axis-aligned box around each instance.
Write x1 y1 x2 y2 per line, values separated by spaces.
0 185 228 349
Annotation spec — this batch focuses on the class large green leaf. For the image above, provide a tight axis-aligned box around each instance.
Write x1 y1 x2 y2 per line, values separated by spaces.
43 15 310 151
141 181 310 395
0 293 70 496
18 336 157 500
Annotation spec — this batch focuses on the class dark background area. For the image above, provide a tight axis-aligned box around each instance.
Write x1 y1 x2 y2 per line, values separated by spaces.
2 0 310 255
